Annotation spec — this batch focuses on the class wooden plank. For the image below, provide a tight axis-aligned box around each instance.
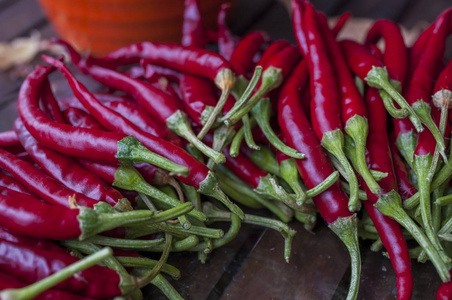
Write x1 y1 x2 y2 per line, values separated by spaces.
398 0 451 28
0 0 46 41
334 0 412 21
221 222 350 299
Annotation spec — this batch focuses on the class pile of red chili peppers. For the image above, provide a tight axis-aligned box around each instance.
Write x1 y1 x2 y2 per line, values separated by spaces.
2 0 452 299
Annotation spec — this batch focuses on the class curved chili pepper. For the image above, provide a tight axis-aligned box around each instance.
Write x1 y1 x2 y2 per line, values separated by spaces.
43 57 243 220
229 31 269 78
278 59 361 299
365 20 408 87
361 86 413 300
62 107 107 131
62 106 208 223
296 3 360 212
389 136 418 201
58 93 181 146
86 39 237 139
18 65 189 177
0 271 95 300
0 240 125 298
437 272 452 300
217 3 237 60
0 147 100 208
340 39 423 132
14 118 130 211
317 12 381 198
0 169 33 195
181 0 207 49
49 46 224 164
0 129 23 153
0 226 66 253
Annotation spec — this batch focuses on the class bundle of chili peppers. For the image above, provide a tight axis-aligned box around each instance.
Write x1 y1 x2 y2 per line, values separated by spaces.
2 0 452 299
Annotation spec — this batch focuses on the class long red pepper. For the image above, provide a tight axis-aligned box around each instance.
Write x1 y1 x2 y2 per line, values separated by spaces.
179 0 221 127
361 86 413 300
0 227 66 254
217 3 237 60
18 65 189 176
14 118 131 211
317 11 381 198
297 2 359 212
51 45 224 164
0 129 23 153
88 39 237 139
0 271 95 300
389 137 418 201
62 106 208 222
340 39 424 132
0 147 101 208
0 240 123 299
0 169 33 195
278 59 361 299
229 31 269 78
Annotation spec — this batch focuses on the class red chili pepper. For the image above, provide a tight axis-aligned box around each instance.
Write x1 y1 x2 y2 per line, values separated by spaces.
361 86 413 300
254 40 290 69
0 240 123 299
42 56 223 187
49 47 224 164
389 136 418 201
0 147 100 208
62 107 107 131
291 0 350 56
59 93 181 146
0 227 66 254
0 270 95 300
18 65 188 176
0 169 33 195
0 129 23 153
316 11 381 196
299 2 360 211
82 38 237 138
340 39 423 131
365 20 408 87
41 77 67 124
14 118 129 210
217 3 238 60
181 0 208 48
437 272 452 300
229 31 269 78
0 185 40 203
278 59 361 299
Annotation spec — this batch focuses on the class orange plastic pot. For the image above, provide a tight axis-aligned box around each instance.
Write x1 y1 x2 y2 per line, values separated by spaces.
38 0 234 56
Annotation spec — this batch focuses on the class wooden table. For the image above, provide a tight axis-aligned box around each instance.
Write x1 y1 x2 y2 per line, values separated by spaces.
0 0 451 299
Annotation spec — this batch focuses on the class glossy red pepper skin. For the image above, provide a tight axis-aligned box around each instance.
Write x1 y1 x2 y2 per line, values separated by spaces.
41 78 67 124
0 147 98 208
0 240 122 299
0 170 33 195
365 20 408 86
0 194 82 239
302 4 342 140
92 40 234 83
0 129 23 153
229 31 270 77
181 0 207 49
0 227 66 254
0 271 95 300
340 39 386 81
43 56 208 189
0 185 40 203
14 119 124 207
437 271 452 300
278 60 351 224
317 13 368 125
405 12 450 108
222 149 267 189
62 107 107 131
59 93 179 145
362 87 413 300
217 3 237 60
18 65 134 164
389 137 417 201
255 40 291 69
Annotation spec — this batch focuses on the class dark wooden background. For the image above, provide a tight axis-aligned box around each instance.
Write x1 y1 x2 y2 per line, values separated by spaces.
0 0 451 299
